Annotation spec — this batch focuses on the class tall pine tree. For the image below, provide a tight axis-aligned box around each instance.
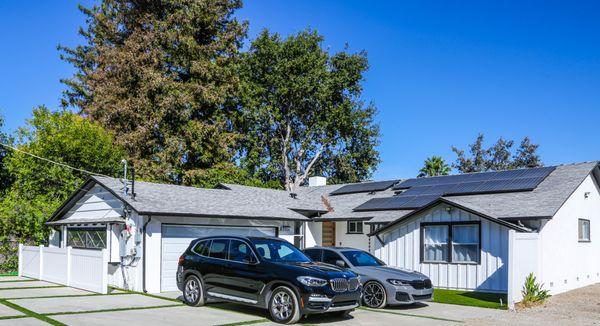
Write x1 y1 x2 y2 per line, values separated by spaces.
60 0 247 184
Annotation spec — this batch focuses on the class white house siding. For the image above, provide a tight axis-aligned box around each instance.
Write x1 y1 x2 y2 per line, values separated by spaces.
539 174 600 295
144 216 301 293
335 221 370 252
61 184 123 222
374 203 510 292
305 222 322 248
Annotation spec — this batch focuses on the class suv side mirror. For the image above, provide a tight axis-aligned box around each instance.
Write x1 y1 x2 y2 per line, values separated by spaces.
335 260 346 268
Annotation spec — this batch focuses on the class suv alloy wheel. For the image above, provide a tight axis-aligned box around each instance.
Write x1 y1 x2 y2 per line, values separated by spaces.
183 275 206 307
268 286 301 324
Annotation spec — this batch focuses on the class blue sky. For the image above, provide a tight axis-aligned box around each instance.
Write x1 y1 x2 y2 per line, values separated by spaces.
1 1 599 180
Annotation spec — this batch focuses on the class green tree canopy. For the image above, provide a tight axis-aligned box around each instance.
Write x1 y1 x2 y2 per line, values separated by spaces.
0 107 124 271
0 116 13 195
418 156 451 177
237 29 380 190
59 0 248 184
452 134 542 173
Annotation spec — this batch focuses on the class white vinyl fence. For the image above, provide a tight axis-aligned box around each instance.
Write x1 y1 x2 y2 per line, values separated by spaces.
507 230 541 309
18 244 108 294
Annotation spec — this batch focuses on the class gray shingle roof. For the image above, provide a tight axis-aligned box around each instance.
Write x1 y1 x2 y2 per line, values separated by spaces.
55 161 596 225
296 181 402 221
91 176 320 221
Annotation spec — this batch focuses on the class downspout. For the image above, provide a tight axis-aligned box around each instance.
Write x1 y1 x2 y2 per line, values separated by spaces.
142 215 152 293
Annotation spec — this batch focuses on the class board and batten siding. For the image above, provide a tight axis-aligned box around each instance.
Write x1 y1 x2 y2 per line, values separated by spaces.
374 203 510 292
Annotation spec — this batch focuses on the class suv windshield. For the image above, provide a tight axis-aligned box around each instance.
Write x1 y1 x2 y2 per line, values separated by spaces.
341 250 384 267
251 239 311 263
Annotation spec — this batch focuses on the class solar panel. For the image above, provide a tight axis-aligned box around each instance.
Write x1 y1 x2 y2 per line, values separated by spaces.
353 198 395 211
393 166 554 192
354 195 439 211
446 181 484 194
330 179 400 196
354 166 556 211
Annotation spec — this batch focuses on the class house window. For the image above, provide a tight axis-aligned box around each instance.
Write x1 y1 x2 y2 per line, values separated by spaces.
579 219 591 242
347 221 363 234
423 225 449 262
452 224 480 263
421 222 480 264
67 228 107 250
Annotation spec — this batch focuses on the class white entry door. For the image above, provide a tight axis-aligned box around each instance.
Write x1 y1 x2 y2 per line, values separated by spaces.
160 224 277 292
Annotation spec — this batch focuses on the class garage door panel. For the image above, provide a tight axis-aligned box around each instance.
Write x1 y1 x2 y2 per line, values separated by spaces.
160 224 276 292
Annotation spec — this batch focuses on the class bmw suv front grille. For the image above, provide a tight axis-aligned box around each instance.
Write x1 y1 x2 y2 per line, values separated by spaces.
330 278 360 292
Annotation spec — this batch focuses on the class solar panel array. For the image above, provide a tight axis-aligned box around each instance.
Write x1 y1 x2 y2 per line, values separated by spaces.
329 179 399 196
393 166 556 190
353 166 556 211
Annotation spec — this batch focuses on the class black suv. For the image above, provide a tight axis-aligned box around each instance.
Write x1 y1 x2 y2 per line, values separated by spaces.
177 236 362 324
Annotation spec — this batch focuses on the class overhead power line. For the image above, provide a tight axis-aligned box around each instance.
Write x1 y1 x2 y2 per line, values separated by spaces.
0 142 113 178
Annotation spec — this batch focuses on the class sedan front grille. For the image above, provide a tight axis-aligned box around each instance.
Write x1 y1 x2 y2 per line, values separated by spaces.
330 277 360 292
407 279 432 290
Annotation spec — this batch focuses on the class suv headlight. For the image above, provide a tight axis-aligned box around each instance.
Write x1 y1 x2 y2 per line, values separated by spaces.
297 276 328 287
387 279 408 286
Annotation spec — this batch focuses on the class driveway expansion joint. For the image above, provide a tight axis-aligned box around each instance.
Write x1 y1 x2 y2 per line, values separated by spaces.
43 303 184 316
359 307 464 323
0 298 65 325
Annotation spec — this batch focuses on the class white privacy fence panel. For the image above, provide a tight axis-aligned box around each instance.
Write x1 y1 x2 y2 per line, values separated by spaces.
507 230 541 309
19 245 41 279
70 248 108 293
41 246 69 285
18 244 108 294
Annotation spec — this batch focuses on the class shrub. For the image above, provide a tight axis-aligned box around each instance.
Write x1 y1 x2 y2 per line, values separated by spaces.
521 273 550 305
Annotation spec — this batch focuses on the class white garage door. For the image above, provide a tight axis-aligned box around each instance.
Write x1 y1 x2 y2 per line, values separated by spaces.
161 224 277 292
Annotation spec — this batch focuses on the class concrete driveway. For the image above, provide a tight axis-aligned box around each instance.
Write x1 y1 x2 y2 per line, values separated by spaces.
0 276 504 325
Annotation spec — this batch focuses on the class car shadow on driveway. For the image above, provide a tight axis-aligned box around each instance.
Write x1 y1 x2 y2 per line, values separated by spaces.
207 302 354 324
383 302 429 310
164 292 357 324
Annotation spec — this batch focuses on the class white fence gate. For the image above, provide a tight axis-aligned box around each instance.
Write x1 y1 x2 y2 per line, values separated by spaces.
507 230 541 309
18 244 108 294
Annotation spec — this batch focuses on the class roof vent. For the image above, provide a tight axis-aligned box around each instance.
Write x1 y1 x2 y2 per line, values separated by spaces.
309 176 327 187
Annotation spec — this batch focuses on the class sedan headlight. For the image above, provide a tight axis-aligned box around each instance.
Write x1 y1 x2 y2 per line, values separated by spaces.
297 276 328 287
387 279 409 286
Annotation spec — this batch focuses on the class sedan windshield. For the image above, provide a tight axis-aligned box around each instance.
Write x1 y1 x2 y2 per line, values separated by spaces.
251 239 311 263
342 250 384 267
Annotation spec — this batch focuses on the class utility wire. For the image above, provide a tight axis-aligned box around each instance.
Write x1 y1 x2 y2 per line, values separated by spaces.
0 142 114 178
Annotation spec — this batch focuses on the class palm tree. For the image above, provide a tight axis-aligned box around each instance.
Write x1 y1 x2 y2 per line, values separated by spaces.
418 156 451 177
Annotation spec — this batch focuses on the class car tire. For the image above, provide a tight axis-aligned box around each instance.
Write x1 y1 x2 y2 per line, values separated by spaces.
268 286 301 324
183 275 206 307
362 281 387 309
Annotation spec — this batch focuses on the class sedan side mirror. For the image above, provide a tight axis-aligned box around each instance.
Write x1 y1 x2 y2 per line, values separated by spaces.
335 260 346 268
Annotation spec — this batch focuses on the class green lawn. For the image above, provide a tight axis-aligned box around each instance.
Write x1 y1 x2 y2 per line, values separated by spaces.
433 289 507 310
0 272 17 277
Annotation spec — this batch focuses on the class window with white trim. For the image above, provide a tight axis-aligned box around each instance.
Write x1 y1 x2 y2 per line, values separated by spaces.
347 221 364 234
579 219 591 242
